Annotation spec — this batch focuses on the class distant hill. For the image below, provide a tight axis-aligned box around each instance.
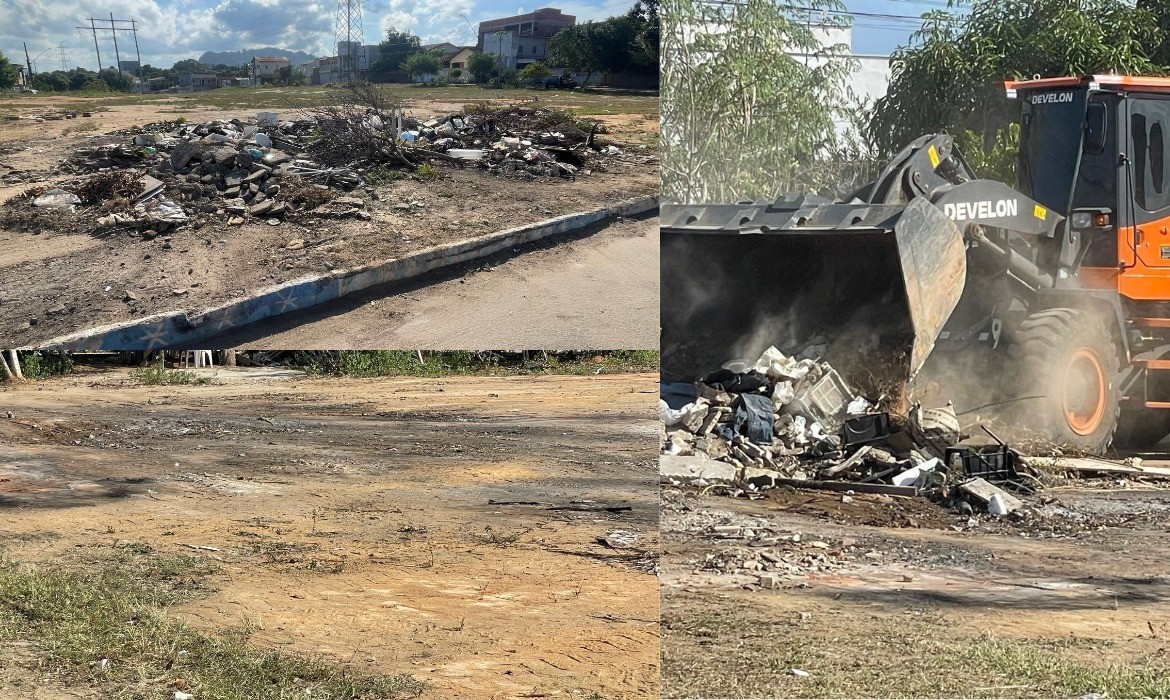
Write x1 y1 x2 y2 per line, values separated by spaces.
197 48 318 67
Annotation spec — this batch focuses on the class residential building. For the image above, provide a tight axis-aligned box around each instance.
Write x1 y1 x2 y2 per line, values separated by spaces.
477 8 574 69
447 47 476 79
178 72 219 93
420 43 476 81
250 55 290 84
303 56 340 85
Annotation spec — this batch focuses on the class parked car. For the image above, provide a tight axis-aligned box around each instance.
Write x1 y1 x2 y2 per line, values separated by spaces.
536 74 577 90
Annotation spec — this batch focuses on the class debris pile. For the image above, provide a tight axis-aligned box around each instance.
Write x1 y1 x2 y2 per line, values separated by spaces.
3 105 646 235
4 115 372 235
661 345 1036 516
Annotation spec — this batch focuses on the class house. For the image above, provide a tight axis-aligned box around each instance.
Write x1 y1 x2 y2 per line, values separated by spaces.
420 43 476 81
250 56 290 84
303 56 340 85
446 47 476 80
178 72 219 93
477 8 574 69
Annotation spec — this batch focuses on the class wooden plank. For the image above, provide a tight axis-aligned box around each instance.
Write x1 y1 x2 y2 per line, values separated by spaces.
821 446 872 477
1023 456 1170 480
775 477 917 497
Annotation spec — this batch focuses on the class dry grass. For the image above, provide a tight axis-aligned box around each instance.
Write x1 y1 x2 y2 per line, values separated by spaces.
0 543 424 699
662 592 1170 698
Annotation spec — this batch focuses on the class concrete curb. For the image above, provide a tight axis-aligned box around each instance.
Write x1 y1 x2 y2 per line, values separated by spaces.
40 194 658 350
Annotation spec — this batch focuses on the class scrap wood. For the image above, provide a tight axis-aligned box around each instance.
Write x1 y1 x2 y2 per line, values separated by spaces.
774 478 917 497
821 445 872 477
1024 455 1170 480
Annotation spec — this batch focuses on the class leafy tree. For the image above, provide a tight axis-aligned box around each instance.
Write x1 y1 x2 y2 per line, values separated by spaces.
626 0 660 72
98 68 129 91
401 50 441 82
370 28 422 82
450 67 463 80
0 50 17 90
870 0 1164 159
33 71 71 91
956 124 1019 186
171 58 206 74
467 51 497 83
662 0 860 202
548 23 604 85
273 65 306 86
519 61 551 83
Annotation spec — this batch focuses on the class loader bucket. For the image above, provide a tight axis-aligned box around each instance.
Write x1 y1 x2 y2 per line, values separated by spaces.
660 197 968 384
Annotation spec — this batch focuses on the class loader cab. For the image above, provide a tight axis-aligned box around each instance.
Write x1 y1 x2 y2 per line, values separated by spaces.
1009 75 1170 302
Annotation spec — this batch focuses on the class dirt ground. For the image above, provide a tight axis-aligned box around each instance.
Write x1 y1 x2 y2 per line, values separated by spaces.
661 480 1170 698
0 92 659 346
0 367 660 699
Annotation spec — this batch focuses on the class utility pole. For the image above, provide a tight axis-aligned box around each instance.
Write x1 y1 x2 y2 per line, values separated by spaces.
109 12 122 75
78 18 102 73
131 18 143 92
77 17 141 89
22 42 33 81
58 44 69 72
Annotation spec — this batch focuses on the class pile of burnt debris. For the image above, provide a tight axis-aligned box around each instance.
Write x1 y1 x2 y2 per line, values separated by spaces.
2 106 643 236
660 345 1038 517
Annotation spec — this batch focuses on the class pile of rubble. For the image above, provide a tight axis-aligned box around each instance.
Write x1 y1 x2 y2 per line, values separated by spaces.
4 105 645 235
661 345 1033 517
3 108 88 123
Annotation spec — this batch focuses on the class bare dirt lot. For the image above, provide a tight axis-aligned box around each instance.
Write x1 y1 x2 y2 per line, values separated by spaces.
661 480 1170 698
0 87 659 346
0 367 660 699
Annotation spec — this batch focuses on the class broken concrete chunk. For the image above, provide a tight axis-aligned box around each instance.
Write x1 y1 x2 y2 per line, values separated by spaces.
960 477 1025 514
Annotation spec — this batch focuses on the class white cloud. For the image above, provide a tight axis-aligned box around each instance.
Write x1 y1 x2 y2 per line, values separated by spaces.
0 0 634 72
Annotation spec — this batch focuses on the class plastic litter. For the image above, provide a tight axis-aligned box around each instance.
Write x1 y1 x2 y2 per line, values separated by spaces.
32 188 81 211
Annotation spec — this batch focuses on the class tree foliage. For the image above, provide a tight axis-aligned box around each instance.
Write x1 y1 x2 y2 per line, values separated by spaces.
171 58 207 75
402 50 441 81
547 5 659 81
870 0 1166 159
274 65 306 86
548 23 604 84
662 0 866 203
0 51 17 90
467 51 497 83
370 28 423 82
519 61 551 82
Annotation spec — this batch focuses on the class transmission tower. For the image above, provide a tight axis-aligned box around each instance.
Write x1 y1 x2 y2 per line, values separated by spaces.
58 43 69 71
334 0 364 82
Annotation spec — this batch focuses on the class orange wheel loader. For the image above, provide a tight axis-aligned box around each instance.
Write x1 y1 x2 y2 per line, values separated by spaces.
661 75 1170 452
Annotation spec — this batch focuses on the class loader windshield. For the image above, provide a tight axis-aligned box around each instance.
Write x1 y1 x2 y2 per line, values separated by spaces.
1018 88 1089 214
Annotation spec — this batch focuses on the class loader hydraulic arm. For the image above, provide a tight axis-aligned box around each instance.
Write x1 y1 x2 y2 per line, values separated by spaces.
866 133 1066 292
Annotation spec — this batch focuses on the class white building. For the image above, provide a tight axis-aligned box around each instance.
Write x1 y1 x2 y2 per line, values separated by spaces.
786 25 891 135
250 56 290 84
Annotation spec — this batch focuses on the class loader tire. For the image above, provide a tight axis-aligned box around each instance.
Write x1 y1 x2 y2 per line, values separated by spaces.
1010 308 1120 452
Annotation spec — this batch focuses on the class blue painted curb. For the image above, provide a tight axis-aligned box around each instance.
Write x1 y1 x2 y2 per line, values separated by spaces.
40 194 659 350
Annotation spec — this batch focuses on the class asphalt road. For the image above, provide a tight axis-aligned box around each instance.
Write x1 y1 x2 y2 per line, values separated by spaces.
205 214 659 349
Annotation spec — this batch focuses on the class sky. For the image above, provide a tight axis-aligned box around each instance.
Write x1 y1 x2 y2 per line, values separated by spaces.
0 0 634 72
0 0 947 74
